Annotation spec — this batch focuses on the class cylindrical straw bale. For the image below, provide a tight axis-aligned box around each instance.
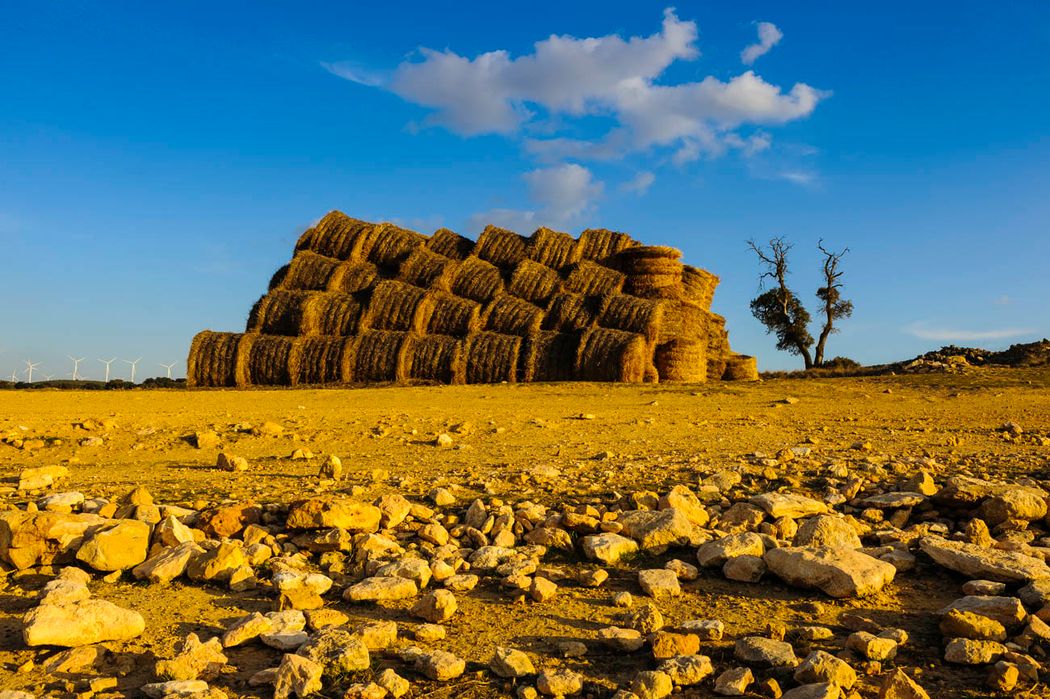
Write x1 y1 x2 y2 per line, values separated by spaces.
241 335 297 387
419 291 483 336
722 354 759 381
268 264 290 291
292 336 350 386
682 265 719 310
528 227 581 270
426 227 475 260
562 260 626 297
283 251 343 291
543 292 598 333
328 260 379 294
343 331 410 383
308 293 365 336
448 256 505 303
401 333 465 385
473 225 529 269
576 228 638 262
186 331 242 388
295 211 373 260
507 259 561 305
398 246 457 291
659 300 708 344
246 290 313 335
522 331 580 383
361 280 432 333
363 223 426 269
655 339 707 383
612 245 682 272
484 296 544 337
596 294 666 345
464 332 522 384
574 328 648 383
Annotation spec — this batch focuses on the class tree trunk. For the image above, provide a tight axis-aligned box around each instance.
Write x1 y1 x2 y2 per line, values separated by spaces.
798 343 814 370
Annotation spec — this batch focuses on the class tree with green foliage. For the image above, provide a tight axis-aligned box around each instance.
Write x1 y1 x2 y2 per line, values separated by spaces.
747 237 852 369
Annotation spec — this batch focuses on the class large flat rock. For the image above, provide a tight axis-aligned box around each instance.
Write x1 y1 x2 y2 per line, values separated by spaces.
764 546 896 598
919 536 1050 583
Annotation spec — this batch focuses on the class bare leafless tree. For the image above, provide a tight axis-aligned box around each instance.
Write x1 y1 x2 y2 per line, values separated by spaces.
747 237 815 368
813 239 853 367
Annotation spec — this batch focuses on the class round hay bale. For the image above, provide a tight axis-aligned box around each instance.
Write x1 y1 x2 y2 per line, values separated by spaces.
296 212 373 260
722 354 759 381
292 336 350 386
242 335 297 387
507 259 561 305
576 228 638 262
361 280 432 333
575 328 648 383
655 339 707 383
343 331 410 383
246 290 313 335
364 223 426 269
398 247 457 291
562 260 626 297
706 314 729 380
268 264 291 291
596 294 666 345
659 300 708 344
420 291 483 336
426 227 475 260
528 227 581 270
522 331 580 383
401 333 465 384
613 245 682 271
682 265 719 309
484 296 544 337
543 292 599 333
627 277 684 300
186 331 242 388
309 293 366 336
473 225 529 269
464 332 522 384
283 251 344 291
328 260 379 294
448 256 505 303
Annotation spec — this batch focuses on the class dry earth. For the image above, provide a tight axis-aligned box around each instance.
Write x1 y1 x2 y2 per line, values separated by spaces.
1 367 1049 698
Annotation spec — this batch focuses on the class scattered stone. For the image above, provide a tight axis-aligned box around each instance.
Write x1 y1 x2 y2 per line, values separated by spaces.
846 631 897 661
764 546 896 598
944 638 1007 665
920 535 1050 582
638 569 680 598
286 497 382 532
297 628 370 676
222 612 273 647
490 647 535 678
794 515 862 549
794 650 856 689
273 653 323 699
631 670 673 699
751 493 827 519
734 637 797 667
877 669 930 699
658 654 713 685
344 576 419 602
405 648 465 681
697 533 765 567
412 589 457 623
713 666 753 696
537 668 583 696
23 599 145 647
581 533 639 565
723 555 766 582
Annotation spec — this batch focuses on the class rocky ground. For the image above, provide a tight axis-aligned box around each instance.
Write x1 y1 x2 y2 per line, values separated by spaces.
1 367 1049 699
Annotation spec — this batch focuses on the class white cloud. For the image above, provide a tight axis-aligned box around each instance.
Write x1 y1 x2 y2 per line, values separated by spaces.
469 163 603 233
621 171 656 195
903 322 1035 342
321 61 387 88
741 22 783 65
332 9 825 161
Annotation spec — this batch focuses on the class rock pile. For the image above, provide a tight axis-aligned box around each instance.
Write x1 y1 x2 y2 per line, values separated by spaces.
5 462 1050 697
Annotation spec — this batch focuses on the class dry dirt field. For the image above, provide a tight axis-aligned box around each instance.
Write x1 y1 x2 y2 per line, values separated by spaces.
1 368 1049 698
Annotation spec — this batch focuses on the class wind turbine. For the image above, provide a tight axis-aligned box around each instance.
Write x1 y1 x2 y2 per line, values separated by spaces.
159 362 177 379
24 360 40 383
69 356 86 381
98 357 117 382
44 374 55 381
123 357 142 383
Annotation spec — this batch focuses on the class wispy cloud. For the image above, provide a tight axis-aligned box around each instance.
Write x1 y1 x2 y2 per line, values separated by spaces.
621 171 656 195
903 322 1035 342
321 61 387 87
741 22 783 65
468 163 603 233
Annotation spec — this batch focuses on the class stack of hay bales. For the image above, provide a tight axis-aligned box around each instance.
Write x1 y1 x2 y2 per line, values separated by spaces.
188 211 752 387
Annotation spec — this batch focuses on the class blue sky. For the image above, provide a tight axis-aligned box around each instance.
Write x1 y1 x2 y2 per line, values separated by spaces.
1 1 1048 379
